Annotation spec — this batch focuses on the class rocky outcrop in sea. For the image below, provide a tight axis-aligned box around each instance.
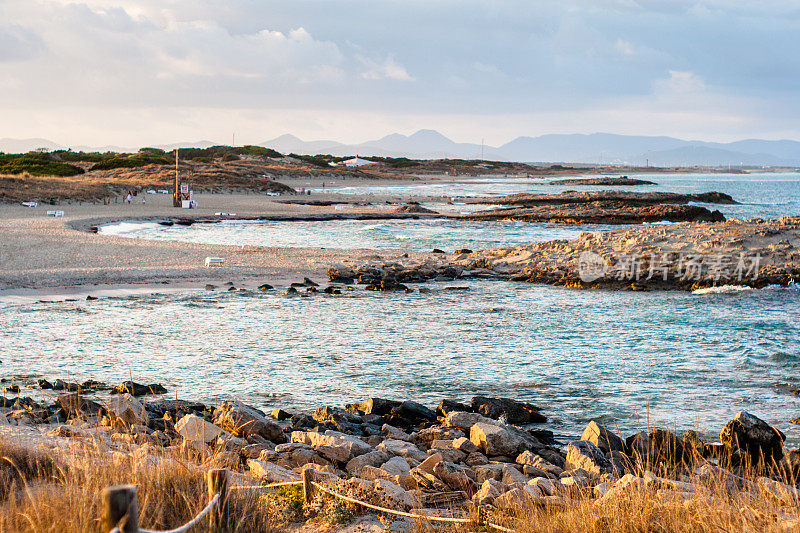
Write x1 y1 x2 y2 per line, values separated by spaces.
330 216 800 291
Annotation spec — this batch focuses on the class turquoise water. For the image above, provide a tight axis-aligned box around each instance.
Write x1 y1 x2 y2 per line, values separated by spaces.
100 218 621 251
325 172 800 221
6 173 800 442
1 281 798 443
101 172 799 252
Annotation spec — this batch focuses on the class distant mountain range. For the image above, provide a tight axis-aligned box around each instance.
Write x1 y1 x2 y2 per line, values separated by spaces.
261 130 800 167
4 131 800 167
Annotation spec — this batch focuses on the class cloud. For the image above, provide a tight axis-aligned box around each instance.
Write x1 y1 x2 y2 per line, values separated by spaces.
655 70 707 95
0 24 45 62
615 39 635 57
359 56 414 81
1 0 800 145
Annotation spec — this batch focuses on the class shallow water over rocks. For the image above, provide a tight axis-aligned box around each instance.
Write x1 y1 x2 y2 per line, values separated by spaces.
1 280 798 444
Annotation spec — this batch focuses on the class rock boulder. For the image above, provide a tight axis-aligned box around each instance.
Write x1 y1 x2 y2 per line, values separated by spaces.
213 401 284 442
471 396 546 424
565 440 612 475
720 411 785 462
581 421 625 453
470 422 527 456
176 414 222 444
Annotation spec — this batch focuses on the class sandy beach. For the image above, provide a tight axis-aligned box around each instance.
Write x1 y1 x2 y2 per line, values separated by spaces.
0 182 454 292
2 175 799 293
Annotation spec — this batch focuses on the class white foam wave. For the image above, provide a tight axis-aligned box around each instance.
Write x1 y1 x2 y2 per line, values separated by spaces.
692 285 753 295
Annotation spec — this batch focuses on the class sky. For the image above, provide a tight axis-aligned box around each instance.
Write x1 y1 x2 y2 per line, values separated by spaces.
1 0 799 148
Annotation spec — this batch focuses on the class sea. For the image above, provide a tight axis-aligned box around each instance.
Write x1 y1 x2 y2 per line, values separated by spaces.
3 172 800 443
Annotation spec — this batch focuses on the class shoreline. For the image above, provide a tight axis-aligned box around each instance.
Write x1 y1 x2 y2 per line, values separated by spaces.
1 378 798 531
2 187 798 291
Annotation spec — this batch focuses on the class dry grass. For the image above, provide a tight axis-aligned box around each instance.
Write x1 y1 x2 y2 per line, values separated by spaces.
2 429 799 533
480 461 800 533
0 434 278 532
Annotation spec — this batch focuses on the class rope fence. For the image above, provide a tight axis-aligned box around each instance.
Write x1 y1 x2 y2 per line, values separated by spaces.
101 469 228 533
101 467 516 533
301 469 515 532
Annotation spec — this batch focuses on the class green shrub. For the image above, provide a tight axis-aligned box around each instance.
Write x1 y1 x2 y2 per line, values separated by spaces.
322 504 353 525
50 150 108 163
138 147 166 156
0 153 85 176
90 154 170 171
370 156 418 168
289 153 336 168
237 145 282 158
166 145 282 161
274 484 303 504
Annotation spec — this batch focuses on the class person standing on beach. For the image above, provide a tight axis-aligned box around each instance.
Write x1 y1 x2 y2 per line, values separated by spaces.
126 191 132 204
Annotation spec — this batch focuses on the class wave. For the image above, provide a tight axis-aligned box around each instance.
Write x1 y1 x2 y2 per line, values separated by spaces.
765 282 800 291
692 285 753 295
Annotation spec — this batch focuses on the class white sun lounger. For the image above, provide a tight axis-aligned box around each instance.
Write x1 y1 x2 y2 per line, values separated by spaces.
204 257 225 267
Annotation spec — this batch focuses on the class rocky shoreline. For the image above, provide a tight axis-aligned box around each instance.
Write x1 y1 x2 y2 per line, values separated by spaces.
330 216 800 291
462 190 734 224
3 378 799 526
548 176 657 186
464 203 725 224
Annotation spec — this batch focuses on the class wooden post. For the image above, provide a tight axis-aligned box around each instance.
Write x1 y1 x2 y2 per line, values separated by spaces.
302 468 314 504
207 468 229 532
100 485 139 533
472 500 485 527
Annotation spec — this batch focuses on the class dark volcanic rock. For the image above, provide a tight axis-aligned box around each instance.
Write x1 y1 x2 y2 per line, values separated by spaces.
364 280 410 292
682 430 707 460
111 381 168 396
313 406 362 434
471 190 736 207
549 177 656 186
349 398 402 416
720 411 785 463
327 265 356 284
81 380 108 391
57 393 105 418
290 413 316 429
462 190 733 224
387 401 436 427
271 408 291 421
393 203 438 214
465 203 725 224
471 396 546 424
214 401 285 442
437 399 472 417
53 379 79 392
144 399 208 419
648 429 686 464
625 429 687 465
